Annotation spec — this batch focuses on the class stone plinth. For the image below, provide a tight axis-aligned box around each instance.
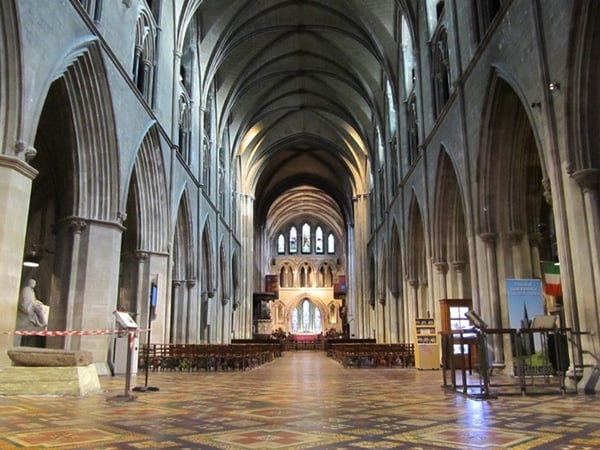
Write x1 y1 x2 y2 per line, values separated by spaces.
0 365 102 396
8 346 93 367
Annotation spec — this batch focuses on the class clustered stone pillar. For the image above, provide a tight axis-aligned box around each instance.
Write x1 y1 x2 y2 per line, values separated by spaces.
0 155 37 367
351 193 370 338
480 232 504 368
64 219 87 351
572 169 600 369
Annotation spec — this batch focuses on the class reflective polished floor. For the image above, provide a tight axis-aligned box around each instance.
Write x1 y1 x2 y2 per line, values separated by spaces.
1 351 600 449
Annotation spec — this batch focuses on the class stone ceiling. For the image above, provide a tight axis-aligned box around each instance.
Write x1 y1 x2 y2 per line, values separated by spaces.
190 0 406 233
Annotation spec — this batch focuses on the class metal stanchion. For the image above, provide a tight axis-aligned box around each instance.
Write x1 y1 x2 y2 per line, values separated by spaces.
109 311 139 402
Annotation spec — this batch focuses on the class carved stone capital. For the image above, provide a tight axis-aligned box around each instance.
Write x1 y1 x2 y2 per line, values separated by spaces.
135 251 149 261
434 262 449 274
450 261 466 273
506 230 523 245
408 278 419 288
528 232 543 247
572 168 599 193
187 279 197 288
479 232 497 244
172 280 183 287
117 212 127 225
542 177 552 205
69 219 87 234
14 141 37 162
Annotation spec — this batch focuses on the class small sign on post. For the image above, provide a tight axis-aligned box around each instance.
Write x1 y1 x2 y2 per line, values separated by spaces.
111 311 138 401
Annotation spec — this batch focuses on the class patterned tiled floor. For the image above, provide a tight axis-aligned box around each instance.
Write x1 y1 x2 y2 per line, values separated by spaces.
1 351 600 449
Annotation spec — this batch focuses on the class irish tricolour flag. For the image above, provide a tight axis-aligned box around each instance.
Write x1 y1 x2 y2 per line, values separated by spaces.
541 261 562 297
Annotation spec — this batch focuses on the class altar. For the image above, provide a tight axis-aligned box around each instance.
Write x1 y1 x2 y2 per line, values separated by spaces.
292 333 320 342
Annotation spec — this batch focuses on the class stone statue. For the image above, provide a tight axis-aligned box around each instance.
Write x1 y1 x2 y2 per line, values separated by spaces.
18 278 48 329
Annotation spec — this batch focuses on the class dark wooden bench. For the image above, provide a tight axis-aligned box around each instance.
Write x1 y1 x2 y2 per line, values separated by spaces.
138 343 282 372
329 343 415 368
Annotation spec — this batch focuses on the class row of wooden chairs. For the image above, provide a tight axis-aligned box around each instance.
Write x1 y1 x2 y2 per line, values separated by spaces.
138 343 282 372
329 343 415 368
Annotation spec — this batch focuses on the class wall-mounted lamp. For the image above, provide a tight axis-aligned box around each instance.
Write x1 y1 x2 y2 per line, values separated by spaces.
23 250 40 268
548 82 560 91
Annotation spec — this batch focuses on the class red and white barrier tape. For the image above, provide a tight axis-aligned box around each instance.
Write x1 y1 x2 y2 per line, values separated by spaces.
2 328 149 336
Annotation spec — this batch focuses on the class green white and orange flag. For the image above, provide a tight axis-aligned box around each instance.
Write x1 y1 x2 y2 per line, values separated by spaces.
541 261 562 297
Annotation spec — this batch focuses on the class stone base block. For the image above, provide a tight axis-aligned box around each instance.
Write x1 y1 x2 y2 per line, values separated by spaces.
0 365 102 396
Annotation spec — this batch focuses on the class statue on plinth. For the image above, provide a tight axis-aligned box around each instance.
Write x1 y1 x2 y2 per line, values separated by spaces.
17 278 49 347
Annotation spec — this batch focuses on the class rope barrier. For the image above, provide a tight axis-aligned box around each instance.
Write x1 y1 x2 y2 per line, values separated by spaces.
1 328 150 336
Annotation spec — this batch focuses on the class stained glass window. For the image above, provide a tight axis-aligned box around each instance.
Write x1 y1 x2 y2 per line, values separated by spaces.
315 227 323 253
289 227 297 253
301 223 310 253
327 234 335 253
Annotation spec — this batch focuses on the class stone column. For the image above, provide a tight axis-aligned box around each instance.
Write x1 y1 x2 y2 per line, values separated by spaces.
434 262 449 309
572 169 600 359
480 232 504 368
0 155 37 367
135 251 149 326
186 279 196 343
64 219 88 351
239 193 254 339
388 292 399 343
450 261 466 298
200 291 209 342
408 278 419 320
352 193 370 338
171 280 183 343
507 230 524 277
528 232 543 278
61 219 123 375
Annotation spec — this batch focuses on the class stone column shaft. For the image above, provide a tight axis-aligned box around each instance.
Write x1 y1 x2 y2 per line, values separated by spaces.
0 156 37 367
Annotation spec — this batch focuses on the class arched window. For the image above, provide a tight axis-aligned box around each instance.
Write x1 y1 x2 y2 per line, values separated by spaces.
289 227 297 253
407 93 419 165
302 300 310 330
327 234 335 254
177 93 191 163
132 9 157 104
277 234 285 253
473 0 502 43
314 308 322 333
202 137 210 193
432 28 451 118
315 227 323 253
401 15 416 95
301 223 311 253
291 308 299 333
386 80 396 137
80 0 102 23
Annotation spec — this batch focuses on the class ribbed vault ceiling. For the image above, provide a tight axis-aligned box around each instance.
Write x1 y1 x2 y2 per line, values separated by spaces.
188 0 406 232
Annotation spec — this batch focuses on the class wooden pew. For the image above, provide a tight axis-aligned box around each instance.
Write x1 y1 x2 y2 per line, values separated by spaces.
328 343 415 368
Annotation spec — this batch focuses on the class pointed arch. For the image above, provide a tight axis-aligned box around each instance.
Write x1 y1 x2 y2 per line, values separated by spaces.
201 218 215 294
433 149 467 264
133 126 169 252
172 187 194 281
567 0 600 172
59 41 120 221
407 192 427 316
478 73 544 238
